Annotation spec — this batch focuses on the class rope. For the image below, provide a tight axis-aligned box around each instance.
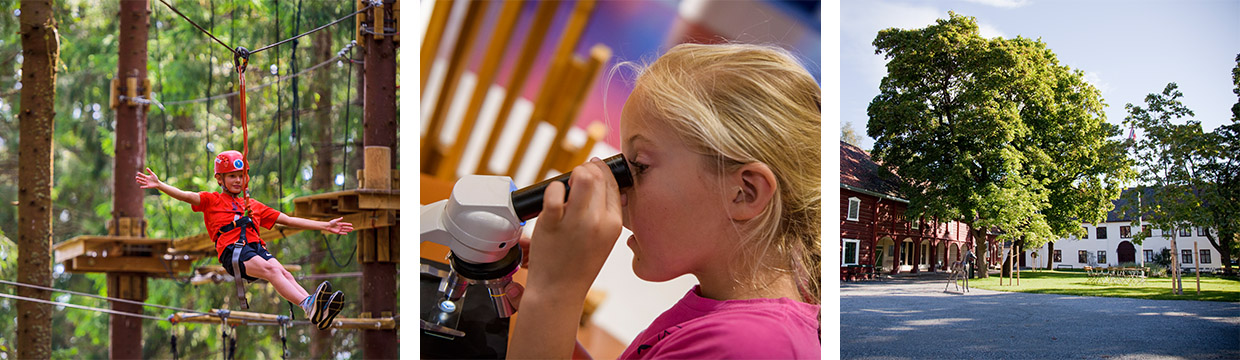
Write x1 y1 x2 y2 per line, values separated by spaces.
322 233 357 268
0 292 168 322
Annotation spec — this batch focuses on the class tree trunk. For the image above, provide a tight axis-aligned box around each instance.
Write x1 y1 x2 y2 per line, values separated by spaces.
1046 241 1055 270
1204 230 1235 275
361 3 399 356
17 2 59 358
308 29 335 359
971 227 990 278
1170 234 1182 295
112 1 152 358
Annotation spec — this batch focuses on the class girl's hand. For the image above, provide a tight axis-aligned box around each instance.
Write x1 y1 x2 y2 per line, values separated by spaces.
525 158 624 298
324 217 354 235
135 168 163 189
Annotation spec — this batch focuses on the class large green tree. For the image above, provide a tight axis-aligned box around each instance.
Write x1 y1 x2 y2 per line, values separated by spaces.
867 13 1132 278
1125 76 1240 278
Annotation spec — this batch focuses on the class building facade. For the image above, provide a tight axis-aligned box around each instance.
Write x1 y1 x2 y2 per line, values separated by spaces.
840 142 997 280
1027 194 1224 272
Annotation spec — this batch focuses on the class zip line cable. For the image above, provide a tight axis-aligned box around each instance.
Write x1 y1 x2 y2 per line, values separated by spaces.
157 0 234 55
0 292 170 322
0 279 209 315
162 50 348 106
156 0 371 58
249 3 372 55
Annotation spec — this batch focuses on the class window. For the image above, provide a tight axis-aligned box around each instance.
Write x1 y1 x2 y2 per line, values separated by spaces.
1083 227 1090 239
1197 227 1208 237
1053 250 1062 262
1078 250 1088 263
1141 226 1151 237
1200 249 1212 264
911 219 920 230
921 243 929 265
847 197 860 221
1096 227 1108 239
1144 249 1154 263
1098 250 1107 264
901 242 914 265
1120 226 1132 238
1179 228 1191 237
843 239 860 266
1181 250 1193 264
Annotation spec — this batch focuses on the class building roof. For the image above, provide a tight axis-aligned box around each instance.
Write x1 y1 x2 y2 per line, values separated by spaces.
840 141 905 201
1105 187 1157 223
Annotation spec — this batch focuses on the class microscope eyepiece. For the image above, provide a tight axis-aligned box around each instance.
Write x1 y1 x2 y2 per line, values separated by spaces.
510 154 633 221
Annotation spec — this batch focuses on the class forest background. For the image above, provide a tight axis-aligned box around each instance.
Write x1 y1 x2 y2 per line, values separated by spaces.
0 1 371 358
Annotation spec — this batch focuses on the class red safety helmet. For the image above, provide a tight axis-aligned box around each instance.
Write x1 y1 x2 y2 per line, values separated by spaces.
214 150 248 174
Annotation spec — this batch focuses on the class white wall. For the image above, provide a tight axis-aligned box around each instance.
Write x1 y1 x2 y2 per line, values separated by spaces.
1032 222 1223 270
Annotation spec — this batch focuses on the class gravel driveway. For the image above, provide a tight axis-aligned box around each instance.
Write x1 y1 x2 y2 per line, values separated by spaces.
841 274 1240 359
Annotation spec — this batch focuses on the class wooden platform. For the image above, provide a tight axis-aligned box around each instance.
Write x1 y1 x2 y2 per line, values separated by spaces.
293 188 400 218
52 236 198 275
170 309 397 330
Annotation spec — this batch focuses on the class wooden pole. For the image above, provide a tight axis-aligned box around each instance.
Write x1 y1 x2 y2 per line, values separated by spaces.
111 1 151 358
1194 242 1201 295
16 1 59 358
362 2 399 358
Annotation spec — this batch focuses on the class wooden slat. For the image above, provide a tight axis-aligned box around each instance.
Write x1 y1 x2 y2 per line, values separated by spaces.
377 226 391 263
70 256 192 275
541 44 612 178
423 0 489 173
170 309 398 330
364 146 392 190
53 236 178 262
437 0 526 180
506 0 597 179
475 0 559 175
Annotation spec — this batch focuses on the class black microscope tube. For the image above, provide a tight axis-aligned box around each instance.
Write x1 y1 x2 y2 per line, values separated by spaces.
510 154 634 222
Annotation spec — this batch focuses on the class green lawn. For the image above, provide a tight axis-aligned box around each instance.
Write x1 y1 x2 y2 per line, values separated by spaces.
968 270 1240 302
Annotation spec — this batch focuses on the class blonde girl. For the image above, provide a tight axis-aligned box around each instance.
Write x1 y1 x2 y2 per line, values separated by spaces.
509 43 821 359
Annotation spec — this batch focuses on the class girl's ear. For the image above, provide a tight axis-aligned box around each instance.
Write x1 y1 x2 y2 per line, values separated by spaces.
726 162 777 221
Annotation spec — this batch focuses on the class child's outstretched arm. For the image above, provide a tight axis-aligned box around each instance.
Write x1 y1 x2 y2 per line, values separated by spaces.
275 214 354 235
136 168 201 207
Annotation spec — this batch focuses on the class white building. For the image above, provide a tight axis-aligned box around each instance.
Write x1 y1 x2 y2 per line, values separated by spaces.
1027 194 1225 272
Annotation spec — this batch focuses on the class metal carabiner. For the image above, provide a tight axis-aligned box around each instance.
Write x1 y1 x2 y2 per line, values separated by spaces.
233 46 251 74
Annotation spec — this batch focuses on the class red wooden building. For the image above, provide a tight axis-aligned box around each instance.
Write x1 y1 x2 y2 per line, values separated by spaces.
840 142 996 280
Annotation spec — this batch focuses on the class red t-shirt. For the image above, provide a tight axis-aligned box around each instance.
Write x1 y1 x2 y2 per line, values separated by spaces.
191 192 283 258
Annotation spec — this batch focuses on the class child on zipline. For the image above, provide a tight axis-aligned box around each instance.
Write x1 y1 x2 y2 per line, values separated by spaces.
136 150 351 330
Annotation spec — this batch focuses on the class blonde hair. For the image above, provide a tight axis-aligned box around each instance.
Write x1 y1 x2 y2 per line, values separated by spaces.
625 43 821 304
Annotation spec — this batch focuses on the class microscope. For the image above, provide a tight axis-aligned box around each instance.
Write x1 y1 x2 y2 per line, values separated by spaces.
420 154 633 341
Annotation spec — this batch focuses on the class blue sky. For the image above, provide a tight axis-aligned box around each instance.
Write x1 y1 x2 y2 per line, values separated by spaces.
841 0 1239 150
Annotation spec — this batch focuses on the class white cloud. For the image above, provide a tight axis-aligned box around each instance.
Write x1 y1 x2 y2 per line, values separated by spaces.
963 0 1031 8
1082 71 1112 96
977 23 1006 39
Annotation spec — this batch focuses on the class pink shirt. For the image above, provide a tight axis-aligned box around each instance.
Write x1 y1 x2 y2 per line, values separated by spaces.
618 285 821 359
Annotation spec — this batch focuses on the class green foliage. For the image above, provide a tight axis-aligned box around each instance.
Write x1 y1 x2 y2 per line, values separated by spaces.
1 0 373 357
1123 80 1237 272
866 12 1132 251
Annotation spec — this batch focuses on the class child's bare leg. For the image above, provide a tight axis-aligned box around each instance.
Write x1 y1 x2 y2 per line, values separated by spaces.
242 257 309 303
271 258 309 300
